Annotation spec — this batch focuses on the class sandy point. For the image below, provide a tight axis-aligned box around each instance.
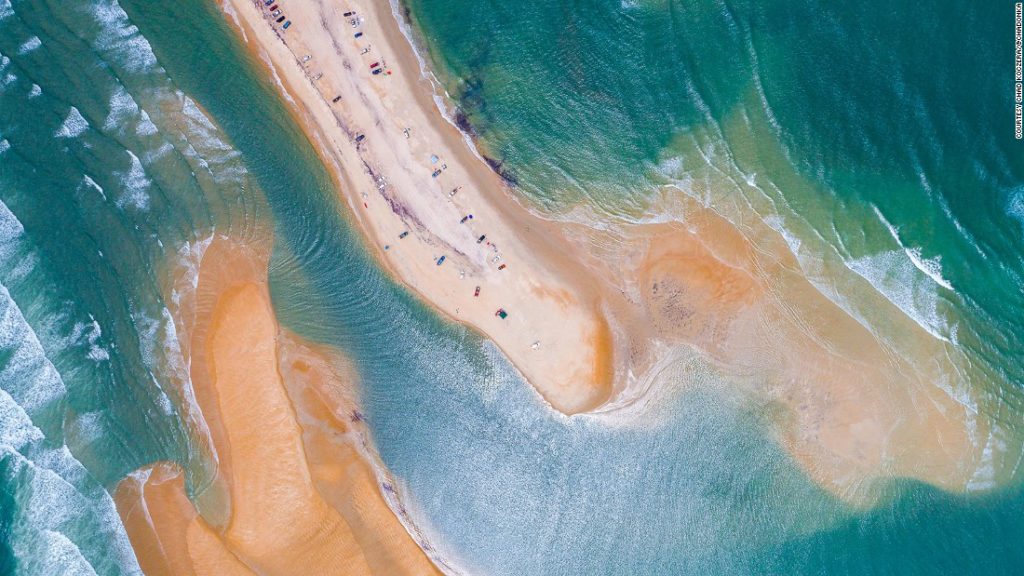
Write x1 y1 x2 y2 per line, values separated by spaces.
215 0 1006 503
219 0 616 414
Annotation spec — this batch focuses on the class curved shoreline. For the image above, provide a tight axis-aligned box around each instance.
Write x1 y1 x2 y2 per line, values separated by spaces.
217 0 622 417
214 0 1003 514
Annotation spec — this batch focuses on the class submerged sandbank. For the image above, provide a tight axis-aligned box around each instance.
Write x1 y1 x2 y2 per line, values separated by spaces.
115 237 442 575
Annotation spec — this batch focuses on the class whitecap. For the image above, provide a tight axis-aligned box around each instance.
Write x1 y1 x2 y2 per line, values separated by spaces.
0 285 69 416
89 0 160 74
3 448 143 576
135 110 158 136
29 83 42 98
846 250 949 342
55 107 89 139
69 317 109 363
763 214 802 255
29 530 100 576
0 0 12 21
80 175 108 202
114 150 151 211
17 36 42 55
0 387 45 449
0 139 9 154
103 85 139 132
872 204 953 290
1007 186 1024 229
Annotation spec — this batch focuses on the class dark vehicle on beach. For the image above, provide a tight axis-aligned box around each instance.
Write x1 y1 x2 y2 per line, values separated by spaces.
276 16 286 23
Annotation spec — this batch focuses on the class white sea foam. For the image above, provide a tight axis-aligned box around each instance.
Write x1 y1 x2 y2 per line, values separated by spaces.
0 388 44 449
18 36 42 55
846 250 949 342
175 95 246 184
89 0 159 74
0 139 9 154
80 175 108 202
135 109 158 136
0 0 13 20
181 97 222 141
0 301 139 574
114 150 151 211
1007 186 1024 229
763 214 802 255
0 287 69 417
0 201 36 284
30 530 100 576
256 48 297 107
3 447 142 576
55 107 90 139
131 309 180 418
29 83 42 98
103 85 139 132
218 1 248 43
145 141 174 163
872 204 953 290
69 317 109 362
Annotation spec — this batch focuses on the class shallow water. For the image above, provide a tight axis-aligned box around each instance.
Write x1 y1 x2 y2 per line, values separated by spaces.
0 0 1022 574
402 0 1024 415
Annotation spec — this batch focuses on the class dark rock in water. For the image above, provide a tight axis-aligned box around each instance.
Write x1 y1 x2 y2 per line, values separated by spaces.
483 155 518 187
453 110 476 137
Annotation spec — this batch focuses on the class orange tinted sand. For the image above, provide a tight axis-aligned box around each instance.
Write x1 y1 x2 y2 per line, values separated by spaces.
616 207 985 502
116 239 441 575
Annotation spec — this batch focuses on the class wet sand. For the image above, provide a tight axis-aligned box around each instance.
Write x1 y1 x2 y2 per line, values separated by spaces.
115 237 442 575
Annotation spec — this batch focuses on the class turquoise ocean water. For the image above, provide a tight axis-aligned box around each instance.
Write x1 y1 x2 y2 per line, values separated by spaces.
0 0 1022 574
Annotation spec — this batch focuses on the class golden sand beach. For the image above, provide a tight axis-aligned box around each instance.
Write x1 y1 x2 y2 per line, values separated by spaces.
214 0 993 505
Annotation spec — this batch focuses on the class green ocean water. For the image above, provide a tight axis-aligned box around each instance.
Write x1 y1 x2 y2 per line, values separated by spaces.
0 0 1021 575
401 0 1024 407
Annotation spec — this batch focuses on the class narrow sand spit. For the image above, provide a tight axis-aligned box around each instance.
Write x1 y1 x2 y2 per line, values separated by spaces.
115 237 442 575
217 0 997 502
221 0 614 415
